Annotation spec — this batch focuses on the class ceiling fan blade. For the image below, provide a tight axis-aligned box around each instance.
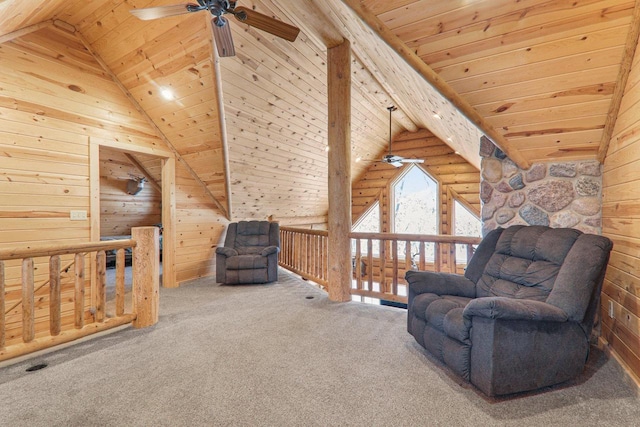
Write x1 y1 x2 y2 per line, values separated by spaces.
401 158 425 163
233 6 300 42
130 4 198 21
212 17 236 57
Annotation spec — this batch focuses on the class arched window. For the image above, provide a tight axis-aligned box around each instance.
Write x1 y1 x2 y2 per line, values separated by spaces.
392 165 438 262
392 165 438 234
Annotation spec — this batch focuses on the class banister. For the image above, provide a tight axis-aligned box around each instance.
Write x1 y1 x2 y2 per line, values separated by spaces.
350 232 481 245
0 239 136 261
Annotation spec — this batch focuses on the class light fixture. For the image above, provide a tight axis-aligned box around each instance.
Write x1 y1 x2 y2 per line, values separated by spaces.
160 87 174 100
355 156 362 163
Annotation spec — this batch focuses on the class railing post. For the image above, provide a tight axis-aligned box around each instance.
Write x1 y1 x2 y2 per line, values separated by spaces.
95 251 106 322
22 258 34 343
132 226 159 328
49 255 61 336
74 253 85 329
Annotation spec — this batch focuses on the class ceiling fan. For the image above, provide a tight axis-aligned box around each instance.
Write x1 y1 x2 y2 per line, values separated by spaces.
380 106 424 168
129 1 300 57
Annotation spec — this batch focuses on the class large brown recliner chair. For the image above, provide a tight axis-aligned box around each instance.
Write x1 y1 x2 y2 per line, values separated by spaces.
215 221 280 285
406 225 613 396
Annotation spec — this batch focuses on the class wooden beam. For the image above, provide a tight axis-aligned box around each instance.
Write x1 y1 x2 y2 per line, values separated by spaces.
73 25 229 218
341 0 530 170
208 17 233 220
0 20 52 44
124 153 162 194
598 0 640 163
327 39 352 302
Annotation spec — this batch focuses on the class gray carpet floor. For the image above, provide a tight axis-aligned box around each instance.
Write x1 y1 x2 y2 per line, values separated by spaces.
0 268 639 426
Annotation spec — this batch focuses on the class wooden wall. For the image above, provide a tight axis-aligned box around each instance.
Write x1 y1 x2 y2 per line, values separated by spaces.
602 33 640 382
0 23 227 289
99 147 161 237
352 128 480 232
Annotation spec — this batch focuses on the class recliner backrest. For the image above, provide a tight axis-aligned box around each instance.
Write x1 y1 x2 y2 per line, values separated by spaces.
475 226 582 301
225 221 279 255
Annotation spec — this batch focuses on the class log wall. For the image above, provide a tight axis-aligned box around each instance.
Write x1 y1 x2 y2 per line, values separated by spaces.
352 128 480 230
602 31 640 382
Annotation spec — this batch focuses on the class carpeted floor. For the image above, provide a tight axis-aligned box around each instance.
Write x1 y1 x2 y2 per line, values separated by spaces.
0 268 639 426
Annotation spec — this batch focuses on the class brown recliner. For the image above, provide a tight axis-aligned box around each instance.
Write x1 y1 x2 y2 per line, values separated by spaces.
406 225 613 396
215 221 280 285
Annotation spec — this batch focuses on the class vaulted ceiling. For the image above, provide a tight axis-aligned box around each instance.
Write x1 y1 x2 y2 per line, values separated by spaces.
1 0 637 221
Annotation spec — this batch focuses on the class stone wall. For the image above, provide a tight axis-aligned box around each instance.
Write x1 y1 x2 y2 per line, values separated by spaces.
480 137 602 235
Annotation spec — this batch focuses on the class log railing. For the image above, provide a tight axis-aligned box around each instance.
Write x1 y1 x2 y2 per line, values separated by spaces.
0 226 159 362
279 226 329 288
350 232 482 304
278 227 481 304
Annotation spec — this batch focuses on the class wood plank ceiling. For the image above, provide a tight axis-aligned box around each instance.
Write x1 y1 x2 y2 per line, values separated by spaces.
0 0 637 221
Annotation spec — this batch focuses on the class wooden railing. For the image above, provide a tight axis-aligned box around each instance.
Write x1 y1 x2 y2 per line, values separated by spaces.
0 226 159 362
279 226 328 288
279 227 481 305
351 232 481 304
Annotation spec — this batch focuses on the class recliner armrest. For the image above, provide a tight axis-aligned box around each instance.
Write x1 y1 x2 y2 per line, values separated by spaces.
463 297 568 322
261 246 280 256
215 247 238 257
406 270 476 298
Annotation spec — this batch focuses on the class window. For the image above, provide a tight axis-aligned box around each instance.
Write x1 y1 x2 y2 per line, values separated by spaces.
453 199 482 263
392 165 438 262
352 201 380 255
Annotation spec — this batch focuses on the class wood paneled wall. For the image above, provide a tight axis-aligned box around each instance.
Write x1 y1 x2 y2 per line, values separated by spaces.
352 129 480 231
99 148 161 237
602 34 640 382
0 24 227 288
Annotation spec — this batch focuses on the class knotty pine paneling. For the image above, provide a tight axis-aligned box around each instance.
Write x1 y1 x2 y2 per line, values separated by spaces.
175 161 226 283
376 0 635 163
99 147 162 237
602 27 640 382
352 129 480 232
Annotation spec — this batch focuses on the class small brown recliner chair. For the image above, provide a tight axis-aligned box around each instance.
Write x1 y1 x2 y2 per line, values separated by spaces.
215 221 280 285
406 225 613 396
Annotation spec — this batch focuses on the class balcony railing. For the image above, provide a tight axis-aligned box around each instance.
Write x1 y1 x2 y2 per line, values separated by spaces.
0 226 159 362
279 227 481 304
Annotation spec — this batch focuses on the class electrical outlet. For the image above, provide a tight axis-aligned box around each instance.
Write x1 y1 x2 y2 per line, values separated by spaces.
609 300 615 318
70 210 87 221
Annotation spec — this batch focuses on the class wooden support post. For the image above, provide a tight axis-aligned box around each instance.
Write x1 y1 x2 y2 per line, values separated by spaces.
95 251 106 322
162 157 177 288
116 248 125 316
22 258 34 343
49 255 61 336
0 261 4 349
74 253 85 329
327 39 352 302
132 227 160 328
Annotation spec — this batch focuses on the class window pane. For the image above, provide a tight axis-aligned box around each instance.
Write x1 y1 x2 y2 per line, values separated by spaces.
353 202 380 255
393 165 438 235
454 200 481 264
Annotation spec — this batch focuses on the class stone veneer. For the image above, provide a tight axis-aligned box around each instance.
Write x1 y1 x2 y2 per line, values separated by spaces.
480 136 602 236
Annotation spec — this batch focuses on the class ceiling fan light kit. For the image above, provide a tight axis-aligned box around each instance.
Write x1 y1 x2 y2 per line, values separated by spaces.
129 0 300 57
381 106 424 168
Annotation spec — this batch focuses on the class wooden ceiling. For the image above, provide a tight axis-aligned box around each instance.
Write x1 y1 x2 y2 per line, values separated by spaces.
0 0 637 221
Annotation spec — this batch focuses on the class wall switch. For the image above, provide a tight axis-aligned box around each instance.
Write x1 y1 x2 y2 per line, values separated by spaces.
70 210 87 221
609 300 615 318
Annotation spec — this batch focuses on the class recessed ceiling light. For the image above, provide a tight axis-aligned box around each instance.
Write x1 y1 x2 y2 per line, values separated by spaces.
160 88 174 100
325 145 330 152
433 113 441 119
355 156 362 162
